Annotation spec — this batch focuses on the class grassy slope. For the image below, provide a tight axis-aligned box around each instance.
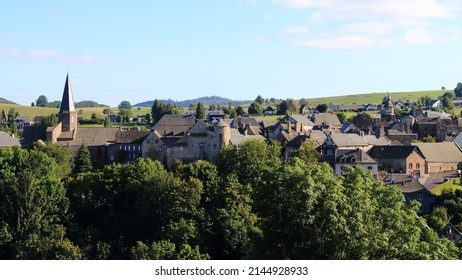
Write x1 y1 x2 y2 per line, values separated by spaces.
431 178 462 196
307 90 446 105
0 104 152 120
0 89 452 120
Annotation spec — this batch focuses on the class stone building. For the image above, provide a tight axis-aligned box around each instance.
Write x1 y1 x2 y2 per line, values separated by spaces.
22 73 149 167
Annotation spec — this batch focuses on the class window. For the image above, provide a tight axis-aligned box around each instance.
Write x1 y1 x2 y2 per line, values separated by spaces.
408 163 413 169
367 166 372 170
417 194 423 201
351 157 356 163
416 163 420 169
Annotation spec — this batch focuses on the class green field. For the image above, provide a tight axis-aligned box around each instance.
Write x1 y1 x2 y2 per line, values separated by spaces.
431 178 462 196
0 104 152 120
307 90 446 106
0 89 455 121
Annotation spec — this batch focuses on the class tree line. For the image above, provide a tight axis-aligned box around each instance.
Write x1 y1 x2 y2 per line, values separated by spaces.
0 140 459 259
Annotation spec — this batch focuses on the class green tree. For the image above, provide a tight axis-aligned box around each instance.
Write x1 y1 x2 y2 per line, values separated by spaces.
236 106 246 117
277 100 288 115
33 142 74 179
455 82 462 98
426 207 450 231
74 142 92 173
442 92 455 100
316 103 328 113
0 147 81 259
195 102 206 119
36 95 48 107
102 108 113 114
442 96 454 110
248 102 263 116
336 112 347 124
151 99 164 124
31 102 35 107
130 240 208 260
421 135 436 143
118 101 132 110
144 113 151 124
103 116 111 127
255 95 264 105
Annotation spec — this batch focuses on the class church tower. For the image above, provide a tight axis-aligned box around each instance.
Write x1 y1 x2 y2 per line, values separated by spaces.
58 73 78 132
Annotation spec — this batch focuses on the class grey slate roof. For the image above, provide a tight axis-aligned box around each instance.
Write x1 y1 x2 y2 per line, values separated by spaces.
414 142 462 163
330 134 368 147
383 173 430 194
153 115 196 136
0 132 20 147
312 113 341 126
287 114 315 126
368 145 419 159
229 128 265 145
58 73 75 113
115 130 150 144
59 128 119 146
335 149 377 164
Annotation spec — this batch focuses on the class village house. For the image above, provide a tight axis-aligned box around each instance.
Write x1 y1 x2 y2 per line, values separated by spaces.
0 131 20 148
439 223 462 246
334 149 378 178
311 113 342 129
21 73 149 167
383 173 436 214
321 133 369 155
413 142 462 174
427 99 443 110
368 145 426 179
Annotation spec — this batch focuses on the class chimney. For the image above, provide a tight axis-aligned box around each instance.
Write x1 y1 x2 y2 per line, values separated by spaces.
287 122 291 134
238 117 242 128
359 131 364 137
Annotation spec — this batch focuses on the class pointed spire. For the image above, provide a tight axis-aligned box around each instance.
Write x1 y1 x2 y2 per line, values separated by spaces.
59 72 75 113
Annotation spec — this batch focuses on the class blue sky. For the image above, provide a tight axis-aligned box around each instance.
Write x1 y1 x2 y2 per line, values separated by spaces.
1 0 461 107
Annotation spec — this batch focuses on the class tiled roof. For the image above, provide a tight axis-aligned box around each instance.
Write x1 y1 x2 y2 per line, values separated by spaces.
414 142 462 163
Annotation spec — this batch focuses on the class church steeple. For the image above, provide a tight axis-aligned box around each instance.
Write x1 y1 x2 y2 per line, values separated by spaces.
58 72 77 132
59 72 75 113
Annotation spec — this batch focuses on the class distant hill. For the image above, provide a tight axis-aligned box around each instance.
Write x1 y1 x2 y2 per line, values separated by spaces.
134 96 253 107
0 97 17 105
47 100 109 108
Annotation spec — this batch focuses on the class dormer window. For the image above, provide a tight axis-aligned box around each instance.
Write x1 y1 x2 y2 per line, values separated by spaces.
340 156 346 163
351 157 357 163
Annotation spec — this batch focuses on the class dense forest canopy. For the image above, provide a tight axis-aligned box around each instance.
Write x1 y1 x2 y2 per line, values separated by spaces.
0 140 459 260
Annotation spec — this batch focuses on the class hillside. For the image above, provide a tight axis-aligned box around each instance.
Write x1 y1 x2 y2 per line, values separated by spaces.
0 97 17 105
47 100 109 108
307 90 447 105
134 96 252 107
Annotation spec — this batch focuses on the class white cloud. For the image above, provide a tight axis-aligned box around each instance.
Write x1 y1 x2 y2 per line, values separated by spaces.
0 47 113 63
282 26 309 34
28 50 60 58
263 13 274 20
274 0 459 49
292 36 375 49
0 47 21 55
275 0 453 19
